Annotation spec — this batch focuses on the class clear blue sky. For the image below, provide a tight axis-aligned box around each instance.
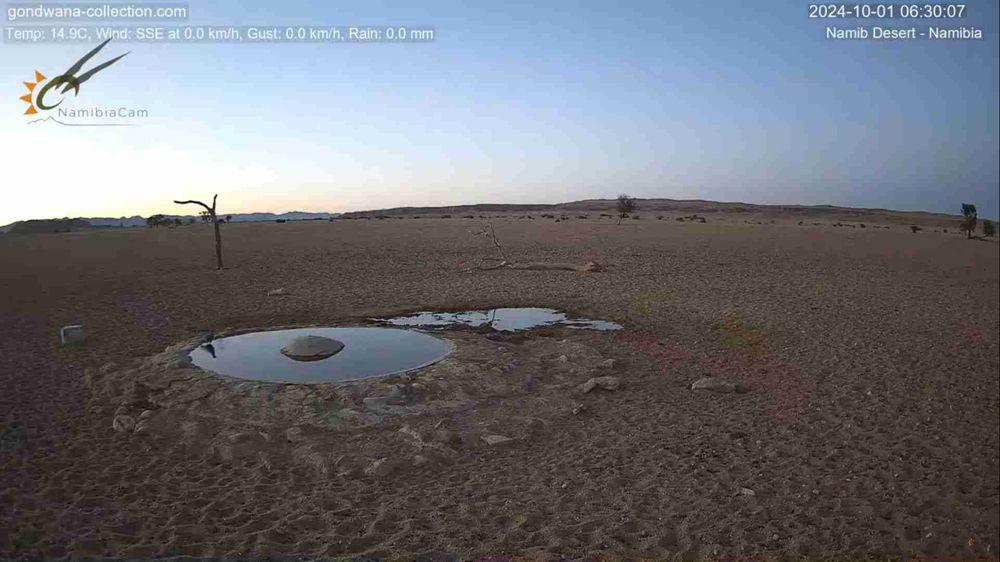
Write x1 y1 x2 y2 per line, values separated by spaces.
2 0 998 224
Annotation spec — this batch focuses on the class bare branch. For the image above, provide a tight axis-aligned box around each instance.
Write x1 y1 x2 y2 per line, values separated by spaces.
174 195 223 269
173 199 213 214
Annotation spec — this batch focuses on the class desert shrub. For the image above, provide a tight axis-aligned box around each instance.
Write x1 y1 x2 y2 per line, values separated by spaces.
983 220 996 237
616 194 636 225
441 215 452 219
910 225 921 233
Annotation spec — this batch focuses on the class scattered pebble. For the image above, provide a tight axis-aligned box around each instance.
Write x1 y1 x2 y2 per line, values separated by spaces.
580 376 621 393
690 377 750 393
482 434 515 446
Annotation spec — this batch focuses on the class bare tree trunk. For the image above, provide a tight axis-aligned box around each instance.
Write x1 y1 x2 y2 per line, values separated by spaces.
213 216 224 269
174 194 224 269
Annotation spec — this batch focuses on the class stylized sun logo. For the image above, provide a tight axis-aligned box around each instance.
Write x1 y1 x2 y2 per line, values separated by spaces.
19 70 46 115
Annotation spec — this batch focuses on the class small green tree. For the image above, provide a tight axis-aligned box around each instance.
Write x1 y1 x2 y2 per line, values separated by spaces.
961 203 978 239
983 219 996 238
616 194 636 225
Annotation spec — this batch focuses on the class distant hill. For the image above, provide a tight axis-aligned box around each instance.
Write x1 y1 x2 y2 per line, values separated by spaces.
1 211 341 233
2 199 976 234
4 218 96 235
344 198 967 227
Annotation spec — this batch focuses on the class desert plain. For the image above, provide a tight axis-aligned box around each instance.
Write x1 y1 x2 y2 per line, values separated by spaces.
1 210 998 560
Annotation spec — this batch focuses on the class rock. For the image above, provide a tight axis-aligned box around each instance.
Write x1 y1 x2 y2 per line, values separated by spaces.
267 287 288 296
482 434 515 446
399 425 424 445
285 426 306 443
578 261 603 272
571 403 586 415
280 335 344 361
580 376 621 393
112 414 136 433
556 355 569 363
226 432 257 444
739 487 756 497
522 416 548 435
363 385 408 410
690 377 750 393
431 429 462 448
60 325 85 345
598 358 616 369
364 457 401 478
170 355 193 369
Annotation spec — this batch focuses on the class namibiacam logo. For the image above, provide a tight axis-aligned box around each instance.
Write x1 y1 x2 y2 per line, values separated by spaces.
19 38 128 115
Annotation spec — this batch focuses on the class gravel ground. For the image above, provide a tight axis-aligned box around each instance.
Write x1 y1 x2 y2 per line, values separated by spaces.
1 217 997 560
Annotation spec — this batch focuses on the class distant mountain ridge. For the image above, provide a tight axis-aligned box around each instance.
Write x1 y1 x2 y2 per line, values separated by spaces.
1 211 341 233
344 197 969 225
2 197 980 234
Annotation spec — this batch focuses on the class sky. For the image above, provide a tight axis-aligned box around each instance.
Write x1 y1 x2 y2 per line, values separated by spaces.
1 0 998 225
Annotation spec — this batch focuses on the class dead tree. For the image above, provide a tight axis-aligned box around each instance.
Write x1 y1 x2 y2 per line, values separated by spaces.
473 219 510 269
174 194 224 269
469 219 603 273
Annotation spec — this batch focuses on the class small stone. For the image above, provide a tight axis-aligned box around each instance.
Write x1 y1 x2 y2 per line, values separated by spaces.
60 325 85 345
399 425 424 445
432 429 462 448
280 335 344 361
112 414 136 433
285 426 305 443
690 377 750 393
267 287 288 296
739 487 756 497
556 355 569 363
138 409 154 420
571 403 586 415
598 358 616 369
226 432 256 443
364 457 401 478
482 434 515 446
170 354 193 368
580 376 621 393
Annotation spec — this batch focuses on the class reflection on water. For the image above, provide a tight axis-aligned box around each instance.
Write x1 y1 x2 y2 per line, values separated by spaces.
190 327 451 384
381 308 622 332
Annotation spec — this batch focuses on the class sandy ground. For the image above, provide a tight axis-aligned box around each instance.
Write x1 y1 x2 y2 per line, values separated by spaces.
1 216 998 560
